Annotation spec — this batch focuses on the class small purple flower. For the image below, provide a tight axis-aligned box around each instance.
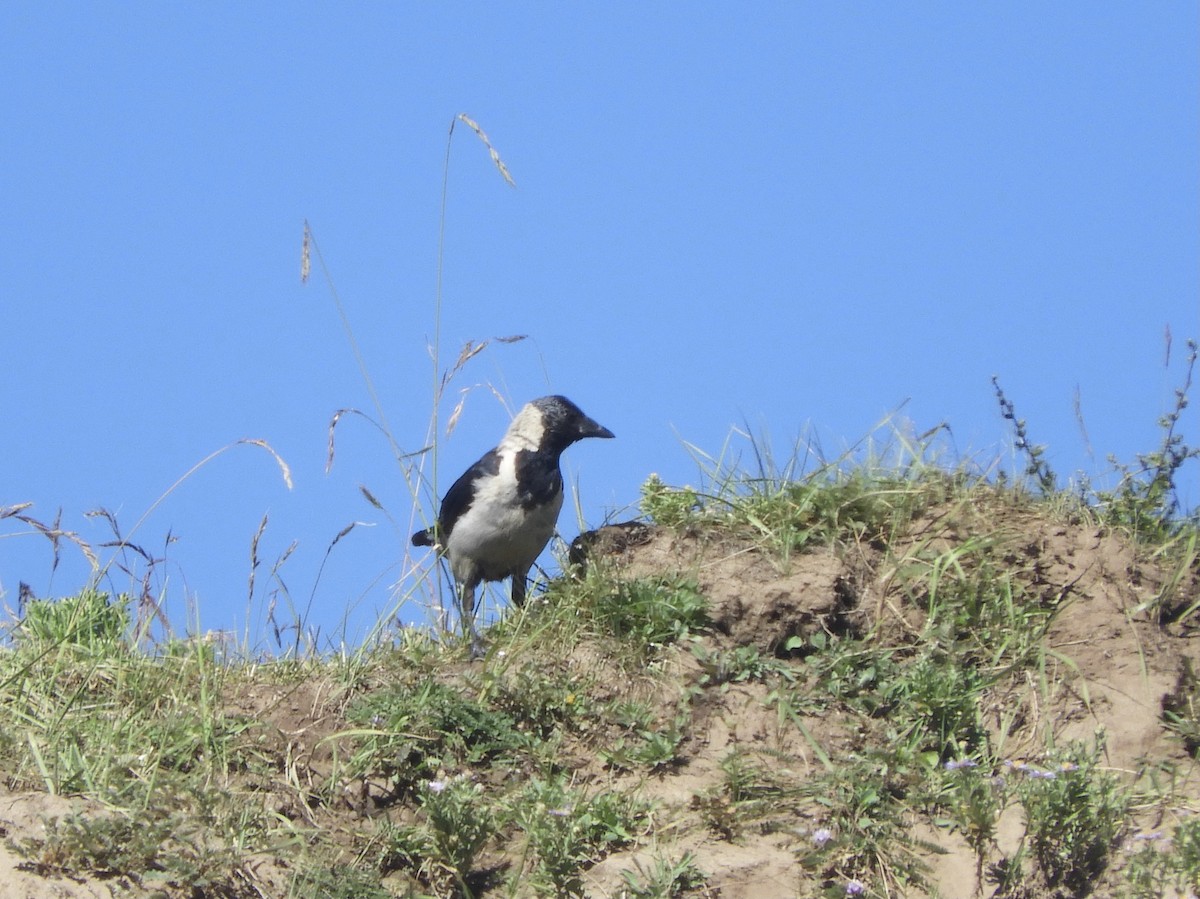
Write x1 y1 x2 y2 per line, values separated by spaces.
845 879 865 896
944 759 978 771
547 806 573 818
427 779 448 794
812 827 834 847
1005 760 1060 779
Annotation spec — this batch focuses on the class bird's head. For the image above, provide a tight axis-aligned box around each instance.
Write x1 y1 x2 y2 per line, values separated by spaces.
505 395 614 454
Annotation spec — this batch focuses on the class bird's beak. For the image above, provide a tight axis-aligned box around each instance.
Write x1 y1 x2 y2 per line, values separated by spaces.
579 417 615 440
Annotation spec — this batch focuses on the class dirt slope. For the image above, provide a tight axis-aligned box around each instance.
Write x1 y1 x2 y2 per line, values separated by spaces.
568 508 1200 898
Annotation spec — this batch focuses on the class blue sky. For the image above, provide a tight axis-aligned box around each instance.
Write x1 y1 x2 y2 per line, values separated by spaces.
3 5 1196 650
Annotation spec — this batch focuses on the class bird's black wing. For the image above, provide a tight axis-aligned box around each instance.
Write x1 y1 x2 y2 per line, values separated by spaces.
436 449 502 540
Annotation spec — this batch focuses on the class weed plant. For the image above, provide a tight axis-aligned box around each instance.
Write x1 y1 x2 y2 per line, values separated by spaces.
1007 739 1129 894
692 642 797 688
640 445 945 560
292 864 395 899
346 680 529 797
1124 815 1200 897
1164 659 1200 755
0 590 291 893
586 576 709 655
618 851 709 898
509 777 647 897
418 776 496 897
995 338 1199 543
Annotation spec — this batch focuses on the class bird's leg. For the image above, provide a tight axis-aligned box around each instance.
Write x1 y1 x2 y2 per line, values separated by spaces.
456 582 485 660
510 567 530 608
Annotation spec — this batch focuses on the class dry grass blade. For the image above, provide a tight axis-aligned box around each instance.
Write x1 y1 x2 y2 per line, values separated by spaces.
297 521 374 652
444 384 511 437
439 340 490 397
302 223 405 473
86 507 123 537
1 503 34 519
9 507 100 570
135 568 170 637
248 513 268 602
301 220 312 284
456 113 516 187
240 439 293 490
88 508 155 569
330 521 362 547
95 439 294 585
274 539 298 568
452 339 488 373
359 486 384 511
1073 384 1092 459
326 408 350 474
327 407 430 474
445 390 470 437
97 537 152 563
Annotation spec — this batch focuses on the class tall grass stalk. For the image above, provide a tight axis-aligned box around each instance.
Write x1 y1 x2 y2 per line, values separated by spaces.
310 113 518 651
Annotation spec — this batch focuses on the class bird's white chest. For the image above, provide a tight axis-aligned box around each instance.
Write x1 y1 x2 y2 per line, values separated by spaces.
445 452 563 581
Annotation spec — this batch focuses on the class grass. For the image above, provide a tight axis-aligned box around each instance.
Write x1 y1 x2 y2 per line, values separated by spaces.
0 412 1196 896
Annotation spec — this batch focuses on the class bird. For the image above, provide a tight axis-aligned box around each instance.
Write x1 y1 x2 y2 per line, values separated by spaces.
412 395 614 656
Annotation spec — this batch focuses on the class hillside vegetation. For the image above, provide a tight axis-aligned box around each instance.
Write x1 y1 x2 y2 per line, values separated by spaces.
2 360 1199 899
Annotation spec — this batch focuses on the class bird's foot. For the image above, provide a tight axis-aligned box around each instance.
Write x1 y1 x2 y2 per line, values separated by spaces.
467 633 487 661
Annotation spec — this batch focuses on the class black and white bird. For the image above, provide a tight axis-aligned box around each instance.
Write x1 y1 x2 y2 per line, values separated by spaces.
412 395 614 655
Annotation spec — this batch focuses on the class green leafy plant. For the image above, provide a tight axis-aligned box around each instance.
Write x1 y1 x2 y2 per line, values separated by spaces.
1124 816 1200 897
18 811 168 878
1011 738 1128 893
694 748 806 840
1163 659 1200 755
640 420 963 563
481 661 589 738
14 784 261 894
16 589 130 647
293 863 395 899
789 632 901 717
881 649 986 759
619 851 709 898
511 777 646 897
602 717 687 771
800 751 937 891
641 474 703 528
346 680 528 794
692 643 797 688
419 776 496 897
935 758 1006 889
588 577 709 653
